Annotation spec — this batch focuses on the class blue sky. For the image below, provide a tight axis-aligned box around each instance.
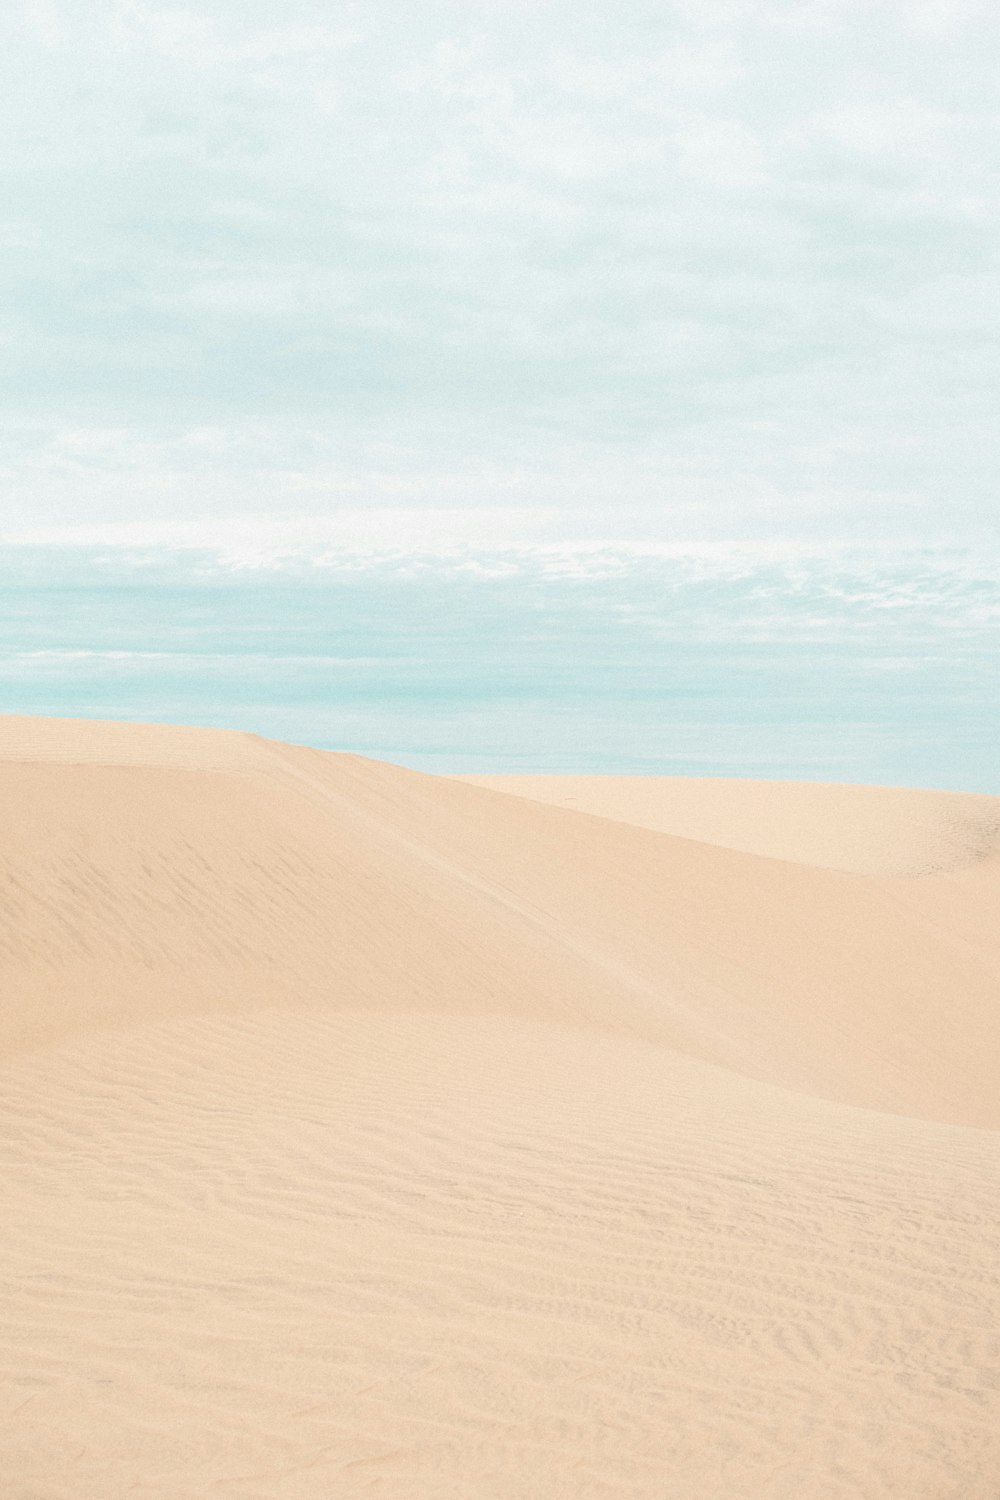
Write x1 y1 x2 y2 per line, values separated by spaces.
1 1 997 784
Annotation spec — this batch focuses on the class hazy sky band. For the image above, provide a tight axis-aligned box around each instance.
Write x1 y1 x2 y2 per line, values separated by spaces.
1 540 996 788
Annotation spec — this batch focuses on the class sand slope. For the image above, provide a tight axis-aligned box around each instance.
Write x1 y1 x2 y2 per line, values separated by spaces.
2 717 999 1498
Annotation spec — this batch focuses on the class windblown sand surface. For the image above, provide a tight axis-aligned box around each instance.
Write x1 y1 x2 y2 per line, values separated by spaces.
2 717 999 1499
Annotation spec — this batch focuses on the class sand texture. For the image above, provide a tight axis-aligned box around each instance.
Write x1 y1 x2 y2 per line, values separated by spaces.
2 717 999 1498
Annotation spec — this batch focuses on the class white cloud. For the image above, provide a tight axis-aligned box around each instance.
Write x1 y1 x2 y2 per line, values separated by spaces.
22 0 63 46
109 4 357 68
820 99 954 156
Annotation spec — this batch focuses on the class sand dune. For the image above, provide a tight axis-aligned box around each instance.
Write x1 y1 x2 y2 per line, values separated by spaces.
2 717 999 1498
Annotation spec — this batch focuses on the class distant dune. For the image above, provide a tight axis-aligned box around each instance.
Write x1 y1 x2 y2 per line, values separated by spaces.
2 716 999 1498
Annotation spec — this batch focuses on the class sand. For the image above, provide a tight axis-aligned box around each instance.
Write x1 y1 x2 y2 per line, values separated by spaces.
1 717 998 1498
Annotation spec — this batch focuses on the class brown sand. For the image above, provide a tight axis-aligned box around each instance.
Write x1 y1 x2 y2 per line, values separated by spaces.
2 716 999 1498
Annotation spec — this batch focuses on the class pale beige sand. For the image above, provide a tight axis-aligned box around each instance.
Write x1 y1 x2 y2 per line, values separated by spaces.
2 717 999 1499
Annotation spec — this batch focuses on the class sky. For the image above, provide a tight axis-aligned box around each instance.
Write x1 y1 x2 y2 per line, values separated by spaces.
1 1 997 785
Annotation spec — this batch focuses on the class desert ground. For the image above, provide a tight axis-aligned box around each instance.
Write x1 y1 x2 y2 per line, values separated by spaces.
1 714 999 1499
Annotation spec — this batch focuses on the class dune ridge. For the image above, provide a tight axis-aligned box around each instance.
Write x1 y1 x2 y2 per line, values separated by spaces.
2 716 999 1498
459 771 1000 876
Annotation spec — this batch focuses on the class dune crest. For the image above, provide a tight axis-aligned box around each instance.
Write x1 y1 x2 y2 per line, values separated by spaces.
459 772 1000 876
2 716 999 1499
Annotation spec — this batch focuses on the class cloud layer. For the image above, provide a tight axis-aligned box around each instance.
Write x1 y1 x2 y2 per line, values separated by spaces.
3 0 999 541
